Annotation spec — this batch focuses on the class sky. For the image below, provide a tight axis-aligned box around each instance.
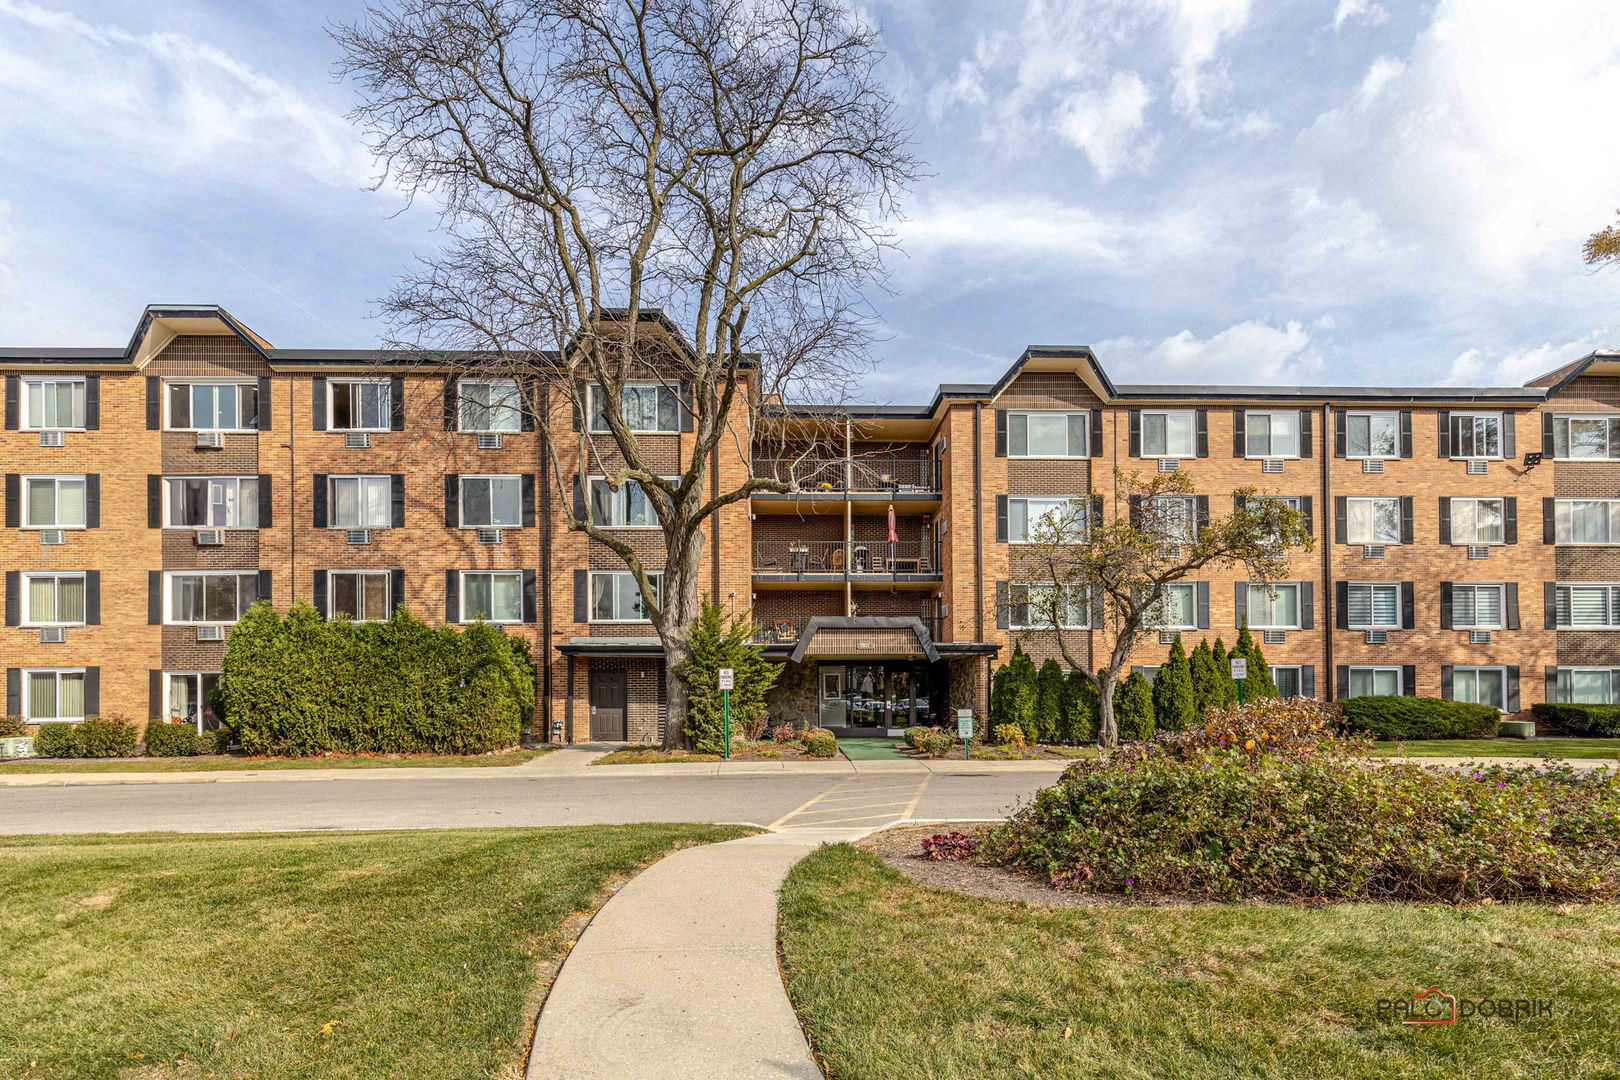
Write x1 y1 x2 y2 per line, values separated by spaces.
2 0 1619 400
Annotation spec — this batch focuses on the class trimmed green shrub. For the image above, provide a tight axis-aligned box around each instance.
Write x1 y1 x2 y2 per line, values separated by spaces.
1210 638 1238 706
1533 703 1620 738
75 717 138 758
993 723 1027 747
679 601 779 752
0 716 24 738
990 646 1038 733
145 723 231 757
221 603 534 756
1341 696 1500 740
803 733 838 758
1060 670 1097 744
917 733 954 758
903 725 932 748
1151 636 1196 732
32 723 79 758
1032 659 1065 743
1113 671 1156 742
1231 621 1279 699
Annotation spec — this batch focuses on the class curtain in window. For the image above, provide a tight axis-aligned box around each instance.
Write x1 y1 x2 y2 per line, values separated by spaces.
169 674 194 721
27 672 57 719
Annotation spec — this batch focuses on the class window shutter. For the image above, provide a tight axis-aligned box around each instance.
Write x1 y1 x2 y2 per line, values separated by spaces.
256 570 272 606
1299 409 1312 457
1543 497 1556 544
391 474 406 528
443 376 458 430
1090 494 1103 530
995 582 1009 629
993 409 1007 457
3 473 16 529
1437 498 1451 544
1399 496 1414 544
572 378 586 432
1232 409 1246 457
146 376 161 430
312 474 329 528
1300 581 1315 629
1196 581 1210 629
148 571 163 624
389 376 405 430
391 569 405 613
1335 581 1349 629
522 570 537 623
148 475 163 528
1333 496 1347 544
1502 413 1516 459
572 474 586 522
573 569 588 623
257 376 272 430
1545 665 1559 705
1400 581 1415 629
1401 665 1417 696
1301 495 1314 535
1437 410 1452 457
678 380 695 433
444 475 460 528
995 495 1008 543
2 375 15 429
84 474 99 529
150 670 163 720
1398 410 1413 457
1542 412 1555 456
1128 409 1141 456
312 377 328 431
1195 496 1209 536
520 375 536 431
1128 495 1143 528
1439 582 1453 629
1333 408 1347 457
1091 587 1106 629
1503 497 1516 544
258 475 272 528
1335 665 1349 700
1441 664 1454 700
521 474 536 528
313 570 329 619
1089 409 1103 456
1195 409 1209 457
1545 581 1557 629
1301 665 1316 699
1234 494 1247 512
83 668 99 717
4 668 19 718
4 571 17 626
1233 581 1248 627
85 571 100 625
446 570 461 623
1504 583 1520 630
1506 666 1521 712
84 376 101 429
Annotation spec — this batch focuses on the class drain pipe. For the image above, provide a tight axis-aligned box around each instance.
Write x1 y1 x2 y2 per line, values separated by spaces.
1321 401 1334 701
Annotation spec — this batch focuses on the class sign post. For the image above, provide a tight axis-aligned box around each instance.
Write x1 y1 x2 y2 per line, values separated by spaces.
718 668 735 759
1230 657 1247 706
956 708 975 760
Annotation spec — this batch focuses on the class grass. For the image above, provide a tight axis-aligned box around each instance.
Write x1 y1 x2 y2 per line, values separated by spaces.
0 747 557 774
592 745 723 764
779 845 1620 1080
1369 738 1620 760
0 824 750 1079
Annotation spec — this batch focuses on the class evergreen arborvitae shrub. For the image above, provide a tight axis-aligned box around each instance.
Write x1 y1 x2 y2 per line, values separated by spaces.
1032 659 1066 743
1210 637 1238 706
1114 671 1156 742
1061 669 1098 744
678 601 780 754
991 646 1039 734
1234 620 1279 699
1151 635 1197 732
989 658 1020 729
1188 640 1222 718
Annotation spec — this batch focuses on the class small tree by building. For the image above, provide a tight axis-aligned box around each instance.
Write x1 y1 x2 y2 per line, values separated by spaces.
989 646 1032 732
1113 670 1156 742
1210 637 1238 706
1032 659 1066 743
676 601 778 753
1151 635 1197 732
1061 668 1098 744
1189 639 1224 719
1233 620 1280 699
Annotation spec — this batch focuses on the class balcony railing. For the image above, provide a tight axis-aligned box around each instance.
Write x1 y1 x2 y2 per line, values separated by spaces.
753 540 940 576
752 455 937 493
751 613 946 645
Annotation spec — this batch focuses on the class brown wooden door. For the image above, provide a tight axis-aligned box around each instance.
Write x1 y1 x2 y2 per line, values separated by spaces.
589 669 627 740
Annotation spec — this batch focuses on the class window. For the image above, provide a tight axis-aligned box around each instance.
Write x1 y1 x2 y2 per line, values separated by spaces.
1245 411 1299 457
1345 412 1399 458
22 475 86 528
462 571 525 623
21 378 85 430
166 381 258 431
165 477 260 528
1006 496 1087 544
1450 584 1504 629
1272 666 1304 699
458 379 522 433
166 572 256 624
1345 497 1400 544
1551 415 1620 460
1554 584 1620 629
1147 583 1197 630
1147 495 1197 544
330 571 391 621
591 478 662 527
1449 498 1504 544
1556 667 1620 704
329 379 391 431
21 573 86 626
590 383 681 434
166 672 223 732
329 476 392 529
1249 495 1303 544
1246 583 1300 629
24 668 85 721
1554 500 1620 545
1347 666 1402 697
1008 411 1088 457
1006 583 1090 629
1140 410 1196 457
1451 666 1507 710
459 476 522 528
1345 582 1401 628
1449 413 1503 459
589 570 661 622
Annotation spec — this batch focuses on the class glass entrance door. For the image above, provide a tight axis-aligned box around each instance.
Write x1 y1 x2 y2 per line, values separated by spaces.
818 666 846 727
847 664 886 727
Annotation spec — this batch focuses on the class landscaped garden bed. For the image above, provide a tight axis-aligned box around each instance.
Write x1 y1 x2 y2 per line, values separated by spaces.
0 747 556 774
592 733 839 764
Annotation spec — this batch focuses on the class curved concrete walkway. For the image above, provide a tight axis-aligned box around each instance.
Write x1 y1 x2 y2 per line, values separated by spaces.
527 827 870 1079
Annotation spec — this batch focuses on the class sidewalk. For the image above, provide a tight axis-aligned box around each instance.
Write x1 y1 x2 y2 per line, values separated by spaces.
527 827 869 1080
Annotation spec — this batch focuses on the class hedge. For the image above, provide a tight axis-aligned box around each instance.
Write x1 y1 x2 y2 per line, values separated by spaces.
220 602 535 756
1340 695 1500 740
145 723 232 757
33 717 139 758
1532 703 1620 738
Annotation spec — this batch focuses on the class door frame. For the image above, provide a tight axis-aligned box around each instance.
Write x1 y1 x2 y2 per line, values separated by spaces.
589 668 628 741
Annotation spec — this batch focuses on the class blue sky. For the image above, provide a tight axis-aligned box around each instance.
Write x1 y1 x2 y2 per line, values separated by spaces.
2 0 1618 400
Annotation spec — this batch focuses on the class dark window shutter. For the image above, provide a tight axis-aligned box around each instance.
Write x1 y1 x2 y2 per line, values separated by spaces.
995 495 1008 542
4 571 17 626
1439 582 1453 629
1437 410 1452 458
1299 409 1312 458
1543 497 1556 544
1196 581 1211 629
84 474 99 529
1300 581 1315 629
1398 410 1413 458
679 380 694 433
148 475 162 528
391 474 406 528
391 569 406 613
85 571 100 625
83 668 99 716
1335 580 1349 630
520 375 536 431
521 474 536 528
1301 495 1314 536
312 474 328 528
1301 665 1316 699
1233 581 1248 627
258 475 272 528
1091 587 1106 629
150 669 163 720
995 582 1009 629
1333 408 1347 457
5 668 19 717
312 377 328 431
1400 582 1415 629
1336 665 1349 700
1399 496 1413 544
572 474 586 522
1232 409 1246 457
446 570 460 623
257 376 272 431
148 571 163 624
84 376 100 429
994 409 1007 457
3 473 16 529
445 475 460 528
572 378 586 432
1234 494 1247 511
1502 413 1516 459
313 570 329 619
1090 494 1103 530
1128 495 1143 527
1503 497 1517 544
389 376 405 430
146 377 161 429
522 570 537 623
1542 411 1555 456
1128 409 1142 457
1437 497 1451 545
257 570 272 606
1441 664 1454 700
1196 495 1210 535
1089 409 1103 456
443 376 458 430
1505 583 1520 630
1333 496 1347 544
1195 409 1209 457
1545 581 1558 629
1545 665 1559 705
573 569 588 623
1506 666 1520 712
1401 665 1417 696
2 374 15 429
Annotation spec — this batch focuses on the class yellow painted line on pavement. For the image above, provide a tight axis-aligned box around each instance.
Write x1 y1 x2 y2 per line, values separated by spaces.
789 800 914 818
897 774 932 821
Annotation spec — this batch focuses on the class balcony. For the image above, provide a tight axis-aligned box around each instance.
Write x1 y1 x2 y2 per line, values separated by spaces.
753 539 941 578
752 613 946 646
752 455 937 495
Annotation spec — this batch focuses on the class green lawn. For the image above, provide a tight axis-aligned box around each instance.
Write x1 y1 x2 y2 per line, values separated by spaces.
0 824 749 1079
1369 738 1620 760
780 845 1620 1080
0 747 556 773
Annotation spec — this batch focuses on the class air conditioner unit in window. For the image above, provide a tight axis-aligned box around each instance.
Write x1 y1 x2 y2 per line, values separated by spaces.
1157 457 1179 473
1159 631 1177 645
1362 458 1384 474
476 432 503 450
1160 544 1182 559
477 528 504 545
1362 544 1385 559
1469 630 1492 645
196 625 225 642
39 626 66 644
1465 459 1488 475
1467 545 1490 559
37 430 65 448
1364 629 1388 645
345 431 372 449
1261 459 1284 473
39 529 64 546
346 528 373 545
1263 630 1286 645
195 430 223 449
195 529 224 546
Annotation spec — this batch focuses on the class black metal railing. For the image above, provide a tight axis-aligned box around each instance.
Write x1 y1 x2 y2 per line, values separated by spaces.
753 540 941 576
751 455 937 493
754 615 812 645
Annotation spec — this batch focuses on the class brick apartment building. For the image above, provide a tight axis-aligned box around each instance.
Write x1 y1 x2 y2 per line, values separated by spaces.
3 304 1620 741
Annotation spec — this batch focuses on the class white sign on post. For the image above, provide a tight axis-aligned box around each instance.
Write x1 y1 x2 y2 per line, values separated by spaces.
717 668 734 690
956 708 975 739
1230 657 1248 681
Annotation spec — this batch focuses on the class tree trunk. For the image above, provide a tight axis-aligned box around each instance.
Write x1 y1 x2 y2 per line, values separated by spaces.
658 526 706 750
1097 672 1119 750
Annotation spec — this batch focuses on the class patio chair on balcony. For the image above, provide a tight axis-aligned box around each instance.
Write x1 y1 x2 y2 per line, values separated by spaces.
772 620 797 643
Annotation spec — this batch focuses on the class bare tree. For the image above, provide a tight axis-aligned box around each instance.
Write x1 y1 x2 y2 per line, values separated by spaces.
334 0 917 746
1003 470 1314 749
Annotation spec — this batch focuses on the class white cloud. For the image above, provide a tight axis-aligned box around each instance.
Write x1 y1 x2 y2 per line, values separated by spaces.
1333 0 1389 31
1098 319 1321 384
1151 0 1253 124
1441 331 1611 387
1054 71 1156 179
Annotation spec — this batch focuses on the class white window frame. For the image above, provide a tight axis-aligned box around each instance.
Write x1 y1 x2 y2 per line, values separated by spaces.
163 378 258 433
20 474 87 530
1345 496 1401 545
1007 582 1091 630
1344 411 1400 459
457 378 523 433
1148 495 1198 544
1007 410 1089 459
328 570 393 622
588 476 669 529
1345 581 1402 630
20 377 87 431
1271 665 1305 699
1006 496 1088 544
1553 499 1620 545
459 570 526 625
163 571 254 626
458 475 523 528
328 475 393 530
1554 582 1620 630
22 667 86 722
1451 665 1508 711
1139 409 1197 458
163 476 261 529
1347 665 1403 698
1551 414 1620 461
1245 582 1301 630
1449 583 1506 630
588 570 663 624
1557 666 1620 704
19 571 87 627
1448 497 1505 546
327 377 392 432
1243 410 1301 459
163 671 223 733
1146 582 1198 631
589 382 683 435
1448 412 1504 460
